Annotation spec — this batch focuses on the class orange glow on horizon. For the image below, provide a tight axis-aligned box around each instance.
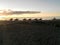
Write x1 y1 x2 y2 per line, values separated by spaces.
0 12 60 20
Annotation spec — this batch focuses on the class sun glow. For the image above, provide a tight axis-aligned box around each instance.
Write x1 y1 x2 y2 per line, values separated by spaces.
0 12 60 20
0 16 5 20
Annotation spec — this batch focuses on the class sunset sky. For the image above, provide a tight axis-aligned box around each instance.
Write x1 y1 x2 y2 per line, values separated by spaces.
0 0 60 20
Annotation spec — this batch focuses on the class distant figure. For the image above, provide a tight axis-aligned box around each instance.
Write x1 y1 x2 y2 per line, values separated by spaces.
34 18 38 21
28 19 32 23
52 17 56 20
39 18 42 21
14 19 19 22
23 19 27 21
10 18 13 21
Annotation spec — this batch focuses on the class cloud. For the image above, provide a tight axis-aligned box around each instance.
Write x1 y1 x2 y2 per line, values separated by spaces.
0 10 40 15
11 11 40 14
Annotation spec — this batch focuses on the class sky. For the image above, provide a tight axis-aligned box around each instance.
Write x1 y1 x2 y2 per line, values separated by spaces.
0 0 60 20
0 0 60 12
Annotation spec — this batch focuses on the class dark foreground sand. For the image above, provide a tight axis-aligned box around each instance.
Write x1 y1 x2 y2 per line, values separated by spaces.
0 19 60 45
